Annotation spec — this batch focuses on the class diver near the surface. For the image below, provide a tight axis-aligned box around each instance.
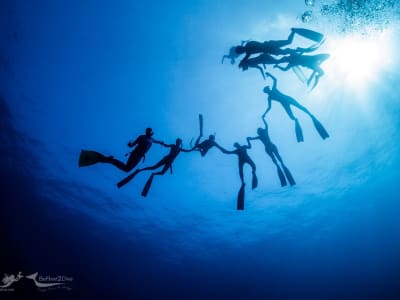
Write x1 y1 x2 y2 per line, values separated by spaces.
274 53 330 89
117 138 192 197
191 114 217 156
247 114 296 187
216 140 258 210
79 127 163 172
238 53 281 79
222 28 324 67
263 72 329 142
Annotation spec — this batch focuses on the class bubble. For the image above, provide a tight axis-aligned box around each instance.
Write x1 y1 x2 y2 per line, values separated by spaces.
305 0 314 7
301 11 313 23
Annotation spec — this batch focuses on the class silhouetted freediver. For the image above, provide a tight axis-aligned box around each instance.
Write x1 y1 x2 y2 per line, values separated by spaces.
222 28 324 67
216 140 258 210
191 114 217 156
238 43 324 79
238 53 280 79
263 72 329 142
274 53 330 89
117 138 192 197
247 114 296 187
79 127 163 172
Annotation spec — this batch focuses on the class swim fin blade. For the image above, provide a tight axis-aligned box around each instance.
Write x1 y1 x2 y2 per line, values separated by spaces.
237 183 245 210
312 117 329 140
292 28 324 43
277 167 287 187
117 170 139 188
79 150 105 167
252 174 258 189
199 114 204 136
295 121 304 142
292 66 307 84
282 165 296 186
141 174 154 197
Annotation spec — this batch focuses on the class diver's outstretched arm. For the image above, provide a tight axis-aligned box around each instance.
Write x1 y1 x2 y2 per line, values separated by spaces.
264 98 272 116
265 72 278 89
153 139 164 145
245 138 252 149
247 136 260 141
180 147 194 153
128 136 140 147
253 65 266 79
273 64 291 71
262 114 268 128
215 143 236 155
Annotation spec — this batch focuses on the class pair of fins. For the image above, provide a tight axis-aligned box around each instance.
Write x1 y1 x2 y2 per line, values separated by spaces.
294 118 329 142
277 165 296 187
117 170 153 197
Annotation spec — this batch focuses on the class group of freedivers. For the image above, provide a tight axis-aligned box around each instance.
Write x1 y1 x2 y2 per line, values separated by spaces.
79 27 330 210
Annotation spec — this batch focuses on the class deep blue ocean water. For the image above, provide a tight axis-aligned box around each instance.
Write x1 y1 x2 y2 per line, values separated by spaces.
1 1 400 299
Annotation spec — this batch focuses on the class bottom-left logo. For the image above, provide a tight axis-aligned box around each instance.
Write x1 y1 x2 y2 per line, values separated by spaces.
0 272 73 292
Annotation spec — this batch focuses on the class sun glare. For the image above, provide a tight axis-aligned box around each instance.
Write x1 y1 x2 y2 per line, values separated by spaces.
324 30 394 87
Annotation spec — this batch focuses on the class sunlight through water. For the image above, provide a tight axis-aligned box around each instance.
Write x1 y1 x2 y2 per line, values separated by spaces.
323 29 394 88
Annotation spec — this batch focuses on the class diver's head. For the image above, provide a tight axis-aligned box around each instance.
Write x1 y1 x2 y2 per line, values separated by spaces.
176 138 182 146
257 127 264 135
145 127 154 136
263 86 271 94
235 46 245 55
209 134 215 141
233 142 240 148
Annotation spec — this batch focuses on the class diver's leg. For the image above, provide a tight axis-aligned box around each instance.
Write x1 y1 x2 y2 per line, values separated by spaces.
247 158 258 189
282 103 304 142
238 161 245 185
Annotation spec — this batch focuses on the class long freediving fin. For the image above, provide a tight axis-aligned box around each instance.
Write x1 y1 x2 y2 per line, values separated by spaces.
117 170 139 188
79 150 105 167
199 114 204 136
295 120 304 142
237 183 245 210
311 117 329 140
141 174 154 197
292 66 307 84
282 165 296 186
252 173 258 189
277 166 287 187
292 28 324 43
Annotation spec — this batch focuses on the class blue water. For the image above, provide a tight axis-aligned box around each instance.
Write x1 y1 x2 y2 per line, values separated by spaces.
1 1 400 299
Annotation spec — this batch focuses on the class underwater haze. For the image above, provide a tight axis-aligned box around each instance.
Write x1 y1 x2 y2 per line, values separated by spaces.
1 0 400 299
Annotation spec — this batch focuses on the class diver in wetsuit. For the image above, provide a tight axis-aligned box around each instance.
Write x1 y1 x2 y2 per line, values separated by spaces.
117 138 193 196
216 140 258 210
191 114 217 157
247 115 296 187
79 127 163 172
217 141 258 188
263 72 329 142
105 127 163 172
274 53 330 89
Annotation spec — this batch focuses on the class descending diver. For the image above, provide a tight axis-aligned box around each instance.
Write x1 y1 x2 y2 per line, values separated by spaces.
117 138 192 197
79 127 163 172
263 72 329 142
191 114 217 156
216 140 258 210
247 115 296 187
274 53 330 89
